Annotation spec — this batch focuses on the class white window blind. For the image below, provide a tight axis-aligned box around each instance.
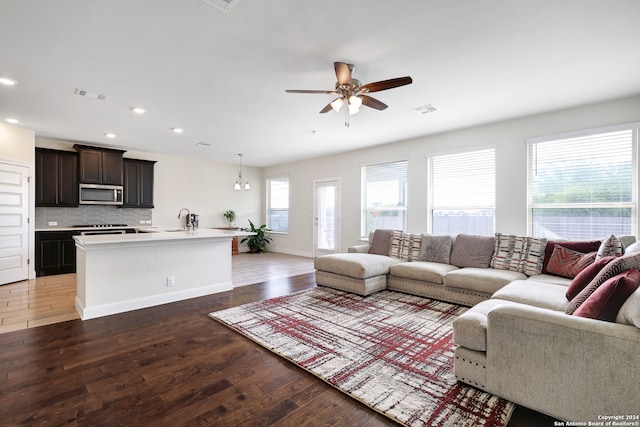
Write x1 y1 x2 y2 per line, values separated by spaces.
361 160 408 237
267 176 289 232
528 126 637 240
429 148 495 235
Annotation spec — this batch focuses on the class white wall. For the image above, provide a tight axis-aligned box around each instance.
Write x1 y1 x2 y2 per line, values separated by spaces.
263 95 640 257
34 138 262 231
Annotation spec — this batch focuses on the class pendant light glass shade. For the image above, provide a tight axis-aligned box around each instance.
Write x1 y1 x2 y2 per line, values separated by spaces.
234 154 250 191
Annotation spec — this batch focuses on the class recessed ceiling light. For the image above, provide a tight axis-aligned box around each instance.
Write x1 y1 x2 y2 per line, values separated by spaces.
172 128 184 134
0 77 18 86
132 107 146 114
5 118 19 124
105 133 117 138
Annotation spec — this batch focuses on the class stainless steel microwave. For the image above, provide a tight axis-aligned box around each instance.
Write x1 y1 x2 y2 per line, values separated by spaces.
79 183 123 205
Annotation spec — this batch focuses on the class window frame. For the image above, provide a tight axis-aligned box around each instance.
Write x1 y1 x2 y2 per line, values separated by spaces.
265 175 289 234
427 146 496 236
360 159 408 238
526 122 640 240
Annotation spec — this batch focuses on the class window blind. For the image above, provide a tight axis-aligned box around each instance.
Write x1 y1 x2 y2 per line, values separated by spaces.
528 127 637 239
361 160 408 237
429 148 495 235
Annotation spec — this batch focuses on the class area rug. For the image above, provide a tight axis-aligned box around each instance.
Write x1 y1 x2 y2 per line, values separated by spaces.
209 288 514 427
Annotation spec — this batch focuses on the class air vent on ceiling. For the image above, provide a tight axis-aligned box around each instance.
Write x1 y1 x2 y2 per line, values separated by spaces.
412 104 438 115
74 88 108 101
202 0 238 12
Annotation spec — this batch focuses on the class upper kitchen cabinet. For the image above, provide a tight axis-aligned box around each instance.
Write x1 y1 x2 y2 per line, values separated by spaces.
123 158 156 208
74 144 126 185
35 148 79 207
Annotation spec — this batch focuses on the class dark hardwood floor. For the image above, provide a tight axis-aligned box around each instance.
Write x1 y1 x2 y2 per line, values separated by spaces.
0 273 560 426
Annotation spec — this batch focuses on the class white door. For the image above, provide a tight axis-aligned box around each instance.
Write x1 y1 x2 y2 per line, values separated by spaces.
313 179 339 257
0 162 29 285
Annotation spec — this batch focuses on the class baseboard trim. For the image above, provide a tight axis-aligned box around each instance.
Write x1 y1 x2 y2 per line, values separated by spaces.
75 281 233 320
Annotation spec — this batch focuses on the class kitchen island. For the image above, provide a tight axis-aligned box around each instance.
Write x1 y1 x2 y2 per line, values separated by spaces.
74 228 253 320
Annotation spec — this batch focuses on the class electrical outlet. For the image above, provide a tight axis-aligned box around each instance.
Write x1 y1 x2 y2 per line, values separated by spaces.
167 276 175 287
48 221 58 226
139 219 146 224
146 220 152 224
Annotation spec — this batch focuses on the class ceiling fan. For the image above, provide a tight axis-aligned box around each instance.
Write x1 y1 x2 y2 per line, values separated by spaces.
285 62 413 127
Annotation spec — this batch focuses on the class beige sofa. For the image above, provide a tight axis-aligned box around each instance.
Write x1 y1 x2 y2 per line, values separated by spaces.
314 230 640 422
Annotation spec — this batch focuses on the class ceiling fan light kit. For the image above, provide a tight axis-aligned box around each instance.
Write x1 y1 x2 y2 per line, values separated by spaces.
286 62 412 127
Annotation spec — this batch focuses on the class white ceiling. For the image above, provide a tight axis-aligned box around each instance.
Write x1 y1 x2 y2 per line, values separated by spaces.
1 0 639 167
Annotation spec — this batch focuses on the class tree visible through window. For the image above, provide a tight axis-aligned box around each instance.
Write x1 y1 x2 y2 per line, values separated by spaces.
361 161 408 237
528 126 637 240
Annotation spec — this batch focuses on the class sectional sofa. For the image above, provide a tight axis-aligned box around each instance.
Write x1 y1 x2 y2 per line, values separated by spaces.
313 229 640 422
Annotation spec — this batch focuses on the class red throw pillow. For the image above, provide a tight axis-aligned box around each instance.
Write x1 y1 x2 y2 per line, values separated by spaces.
572 268 640 321
566 256 615 301
542 240 601 273
546 245 596 279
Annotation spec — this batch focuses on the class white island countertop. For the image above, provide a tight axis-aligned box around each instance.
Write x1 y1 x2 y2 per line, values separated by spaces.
74 228 253 247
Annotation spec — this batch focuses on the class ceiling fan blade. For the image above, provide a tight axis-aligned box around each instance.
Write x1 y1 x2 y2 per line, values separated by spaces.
359 76 413 93
319 102 334 113
361 95 388 111
334 62 352 86
285 89 338 94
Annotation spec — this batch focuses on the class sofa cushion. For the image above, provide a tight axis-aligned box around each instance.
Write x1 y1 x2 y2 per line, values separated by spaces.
616 284 640 327
566 251 640 314
542 239 601 273
444 267 526 294
490 233 547 276
368 229 393 256
624 241 640 255
390 261 458 285
546 245 596 278
491 280 570 311
573 268 640 322
449 234 495 268
453 299 516 352
314 253 401 279
565 256 615 301
525 274 572 286
596 234 624 259
418 235 452 264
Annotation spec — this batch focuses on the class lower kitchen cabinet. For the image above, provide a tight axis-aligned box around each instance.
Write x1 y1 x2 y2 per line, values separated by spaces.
35 231 81 277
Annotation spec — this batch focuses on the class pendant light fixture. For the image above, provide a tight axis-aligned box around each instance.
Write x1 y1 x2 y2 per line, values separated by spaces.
234 154 251 191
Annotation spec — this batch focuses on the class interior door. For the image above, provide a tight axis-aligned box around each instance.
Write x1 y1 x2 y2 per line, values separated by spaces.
0 161 30 285
314 179 339 257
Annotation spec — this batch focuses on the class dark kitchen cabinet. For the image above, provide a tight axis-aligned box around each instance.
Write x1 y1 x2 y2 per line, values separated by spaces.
74 144 126 185
123 159 156 208
35 148 79 207
35 231 81 277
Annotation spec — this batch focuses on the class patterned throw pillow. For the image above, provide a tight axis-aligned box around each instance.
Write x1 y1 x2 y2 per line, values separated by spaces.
542 239 602 273
490 233 548 276
546 245 596 279
566 251 640 314
401 233 422 261
566 256 615 301
389 231 405 259
572 268 640 322
596 235 624 260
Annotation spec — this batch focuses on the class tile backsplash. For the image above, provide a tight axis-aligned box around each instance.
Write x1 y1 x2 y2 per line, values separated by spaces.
35 206 152 228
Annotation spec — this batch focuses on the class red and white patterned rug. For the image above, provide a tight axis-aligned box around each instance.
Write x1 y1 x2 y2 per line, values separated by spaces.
209 287 514 427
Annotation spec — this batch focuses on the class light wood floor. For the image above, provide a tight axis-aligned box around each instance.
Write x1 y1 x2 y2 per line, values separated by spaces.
0 252 315 335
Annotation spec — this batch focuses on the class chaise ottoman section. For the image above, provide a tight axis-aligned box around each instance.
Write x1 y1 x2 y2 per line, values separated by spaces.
314 253 401 295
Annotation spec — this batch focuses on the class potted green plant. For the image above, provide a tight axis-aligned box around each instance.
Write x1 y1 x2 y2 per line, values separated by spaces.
241 220 272 253
223 210 236 228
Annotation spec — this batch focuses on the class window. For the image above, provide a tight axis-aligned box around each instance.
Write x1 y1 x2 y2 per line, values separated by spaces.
266 176 289 232
528 124 638 240
361 160 408 237
428 148 495 236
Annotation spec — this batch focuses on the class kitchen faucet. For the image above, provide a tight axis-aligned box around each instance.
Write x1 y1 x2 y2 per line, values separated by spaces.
177 208 192 230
